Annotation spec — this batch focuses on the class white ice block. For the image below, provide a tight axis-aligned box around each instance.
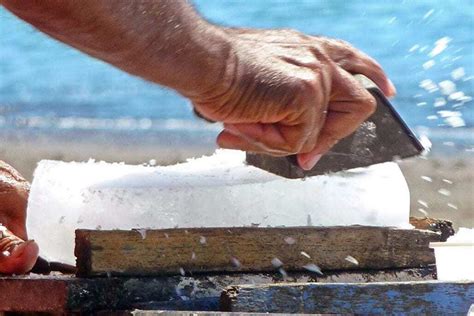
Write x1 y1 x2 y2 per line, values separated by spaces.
430 228 474 281
27 150 411 263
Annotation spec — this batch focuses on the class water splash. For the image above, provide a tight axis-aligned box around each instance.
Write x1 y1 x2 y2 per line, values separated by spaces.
284 236 296 245
447 203 458 210
417 200 429 208
133 228 147 240
422 9 435 20
418 208 429 216
428 37 451 57
421 176 433 182
345 255 359 265
271 257 283 268
300 251 311 259
230 257 241 268
438 188 451 196
303 263 323 275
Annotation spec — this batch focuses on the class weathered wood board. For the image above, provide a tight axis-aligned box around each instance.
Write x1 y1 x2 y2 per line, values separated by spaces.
75 227 440 277
0 267 435 313
220 281 474 314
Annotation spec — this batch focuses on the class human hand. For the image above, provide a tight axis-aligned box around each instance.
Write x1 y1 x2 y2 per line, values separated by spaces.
0 161 30 240
0 161 38 274
193 28 395 170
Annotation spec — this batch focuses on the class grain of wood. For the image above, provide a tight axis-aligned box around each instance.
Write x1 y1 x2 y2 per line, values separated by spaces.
220 281 474 314
75 227 440 277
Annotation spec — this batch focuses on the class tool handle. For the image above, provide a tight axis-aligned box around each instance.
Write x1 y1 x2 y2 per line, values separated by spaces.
31 256 77 274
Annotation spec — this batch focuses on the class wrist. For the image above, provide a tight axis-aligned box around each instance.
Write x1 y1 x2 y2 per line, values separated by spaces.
177 22 233 99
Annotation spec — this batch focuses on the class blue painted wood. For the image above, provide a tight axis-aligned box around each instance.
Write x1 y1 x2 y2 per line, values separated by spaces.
222 281 474 314
1 267 435 312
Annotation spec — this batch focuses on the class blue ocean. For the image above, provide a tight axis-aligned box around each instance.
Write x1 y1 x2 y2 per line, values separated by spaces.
1 0 473 149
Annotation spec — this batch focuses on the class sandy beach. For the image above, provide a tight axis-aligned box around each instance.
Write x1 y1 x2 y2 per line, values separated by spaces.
1 129 472 230
399 156 473 229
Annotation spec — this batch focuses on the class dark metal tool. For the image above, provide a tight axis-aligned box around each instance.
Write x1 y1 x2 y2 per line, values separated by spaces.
31 256 77 274
246 75 424 179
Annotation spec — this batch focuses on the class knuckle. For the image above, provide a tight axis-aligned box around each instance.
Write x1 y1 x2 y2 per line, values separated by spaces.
301 140 317 153
295 72 320 97
285 28 309 40
292 129 313 154
288 140 305 154
334 38 351 47
362 95 377 115
333 39 357 54
362 56 385 74
280 137 306 154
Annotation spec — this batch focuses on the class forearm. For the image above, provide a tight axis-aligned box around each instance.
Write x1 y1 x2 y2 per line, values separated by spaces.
2 0 230 97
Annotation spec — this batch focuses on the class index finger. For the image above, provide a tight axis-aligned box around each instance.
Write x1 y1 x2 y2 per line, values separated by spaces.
316 38 396 97
297 70 376 169
343 51 397 97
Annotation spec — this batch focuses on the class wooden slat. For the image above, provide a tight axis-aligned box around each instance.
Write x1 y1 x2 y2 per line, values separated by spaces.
0 267 435 312
0 275 69 313
220 281 474 314
75 227 440 277
121 311 311 316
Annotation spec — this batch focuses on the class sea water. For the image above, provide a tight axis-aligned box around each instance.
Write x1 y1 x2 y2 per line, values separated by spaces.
0 1 472 152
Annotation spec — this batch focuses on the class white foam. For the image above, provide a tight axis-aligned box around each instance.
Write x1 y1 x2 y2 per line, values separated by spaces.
27 150 411 263
422 9 435 20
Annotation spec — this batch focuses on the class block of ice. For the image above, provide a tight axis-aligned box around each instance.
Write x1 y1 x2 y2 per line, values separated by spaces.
27 150 410 263
430 228 474 281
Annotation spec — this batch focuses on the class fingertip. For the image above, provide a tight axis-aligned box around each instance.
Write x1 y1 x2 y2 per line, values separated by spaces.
216 130 234 149
297 153 322 170
388 79 397 96
216 130 261 153
377 77 396 97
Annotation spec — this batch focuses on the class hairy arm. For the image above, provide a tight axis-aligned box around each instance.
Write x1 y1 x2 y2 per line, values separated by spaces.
2 0 230 98
2 0 394 169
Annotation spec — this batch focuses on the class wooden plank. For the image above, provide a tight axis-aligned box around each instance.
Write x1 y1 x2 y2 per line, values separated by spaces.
0 266 435 312
0 275 69 313
220 281 474 314
75 227 440 277
119 311 312 316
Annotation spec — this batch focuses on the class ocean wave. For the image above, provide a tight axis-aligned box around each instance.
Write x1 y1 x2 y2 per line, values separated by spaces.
1 114 473 146
415 126 474 142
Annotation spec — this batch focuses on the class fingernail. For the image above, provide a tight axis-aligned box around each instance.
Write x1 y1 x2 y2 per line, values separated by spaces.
388 79 397 96
302 154 322 170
